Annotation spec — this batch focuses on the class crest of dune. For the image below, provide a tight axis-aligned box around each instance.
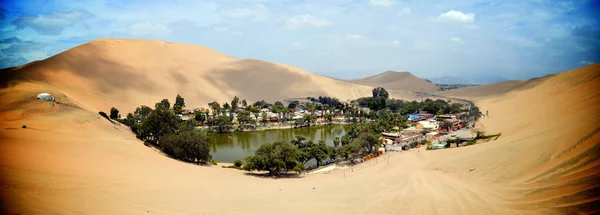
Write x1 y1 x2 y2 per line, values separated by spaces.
0 39 598 214
350 71 440 93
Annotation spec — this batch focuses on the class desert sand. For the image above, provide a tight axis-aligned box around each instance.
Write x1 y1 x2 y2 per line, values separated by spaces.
1 39 417 114
1 40 599 214
350 71 440 93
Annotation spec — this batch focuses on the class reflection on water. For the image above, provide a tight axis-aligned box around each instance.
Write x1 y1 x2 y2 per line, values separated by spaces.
209 124 349 162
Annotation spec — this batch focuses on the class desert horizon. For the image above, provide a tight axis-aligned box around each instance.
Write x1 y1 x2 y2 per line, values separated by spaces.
1 1 599 214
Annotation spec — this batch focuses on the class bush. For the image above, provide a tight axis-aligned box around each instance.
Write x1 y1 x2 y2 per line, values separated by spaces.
209 159 218 165
233 159 243 168
409 141 419 148
466 140 476 146
110 107 120 119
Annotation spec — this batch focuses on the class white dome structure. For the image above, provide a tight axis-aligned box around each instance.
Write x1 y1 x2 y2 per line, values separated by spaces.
37 93 55 102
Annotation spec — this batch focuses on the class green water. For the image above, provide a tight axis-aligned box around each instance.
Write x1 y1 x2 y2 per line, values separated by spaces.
209 124 349 162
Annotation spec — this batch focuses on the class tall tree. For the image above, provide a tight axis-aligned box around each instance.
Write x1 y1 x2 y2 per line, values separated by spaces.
134 105 152 119
261 112 268 125
325 112 333 124
241 99 247 107
307 103 316 116
353 132 381 154
337 141 365 163
194 110 206 125
157 99 171 109
303 114 315 127
237 110 252 129
139 105 179 144
290 136 312 164
175 94 185 108
247 105 260 123
372 87 389 99
215 115 233 132
243 141 305 176
110 107 120 119
209 102 221 118
231 96 240 112
311 140 334 167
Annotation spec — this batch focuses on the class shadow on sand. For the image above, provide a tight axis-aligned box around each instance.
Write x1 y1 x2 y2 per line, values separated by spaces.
243 172 304 179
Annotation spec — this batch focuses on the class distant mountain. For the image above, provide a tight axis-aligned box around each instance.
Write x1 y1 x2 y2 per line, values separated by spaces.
429 75 507 85
349 71 440 92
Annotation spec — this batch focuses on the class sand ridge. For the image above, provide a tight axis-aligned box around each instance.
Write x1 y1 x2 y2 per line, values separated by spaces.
350 71 440 93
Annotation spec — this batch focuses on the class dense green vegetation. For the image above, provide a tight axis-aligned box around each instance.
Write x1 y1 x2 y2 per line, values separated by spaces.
117 95 212 164
159 122 211 164
115 86 477 176
354 96 465 115
243 141 306 176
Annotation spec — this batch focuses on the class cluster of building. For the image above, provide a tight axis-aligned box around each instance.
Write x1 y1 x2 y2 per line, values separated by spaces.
382 113 469 150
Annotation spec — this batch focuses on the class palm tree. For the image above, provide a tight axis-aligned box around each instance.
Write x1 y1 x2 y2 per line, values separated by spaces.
286 108 293 122
325 112 333 125
303 114 314 127
307 103 316 117
209 102 221 120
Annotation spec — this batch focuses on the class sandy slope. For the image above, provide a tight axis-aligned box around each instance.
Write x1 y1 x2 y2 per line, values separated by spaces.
0 39 416 114
438 73 556 99
350 71 440 93
1 58 599 213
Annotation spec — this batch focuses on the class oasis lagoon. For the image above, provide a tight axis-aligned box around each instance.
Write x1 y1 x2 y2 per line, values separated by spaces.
209 124 349 162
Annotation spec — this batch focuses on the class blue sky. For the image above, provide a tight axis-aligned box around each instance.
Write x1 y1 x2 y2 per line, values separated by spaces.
0 0 598 80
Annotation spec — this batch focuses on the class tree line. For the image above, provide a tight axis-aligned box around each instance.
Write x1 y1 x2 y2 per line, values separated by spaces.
353 87 467 115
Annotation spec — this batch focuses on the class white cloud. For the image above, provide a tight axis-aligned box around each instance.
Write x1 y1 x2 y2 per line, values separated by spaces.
346 34 364 40
285 15 332 30
436 10 475 23
390 40 400 46
219 4 270 21
398 7 411 16
12 10 92 35
450 37 464 44
128 22 171 37
369 0 395 7
579 60 595 65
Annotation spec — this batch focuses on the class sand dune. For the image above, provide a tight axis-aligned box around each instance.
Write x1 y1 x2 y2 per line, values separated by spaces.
1 45 599 214
438 73 558 99
350 71 440 93
0 39 416 114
